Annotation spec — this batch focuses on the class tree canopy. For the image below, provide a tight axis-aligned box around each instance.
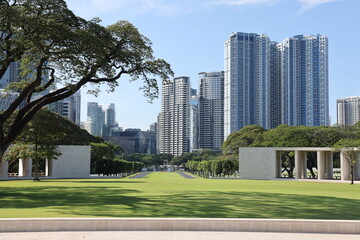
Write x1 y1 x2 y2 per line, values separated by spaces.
223 124 359 154
0 0 173 158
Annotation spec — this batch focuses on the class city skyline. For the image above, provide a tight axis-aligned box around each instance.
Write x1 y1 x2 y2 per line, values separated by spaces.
63 0 360 130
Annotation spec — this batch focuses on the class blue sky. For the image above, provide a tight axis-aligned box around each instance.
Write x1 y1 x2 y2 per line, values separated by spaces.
65 0 360 130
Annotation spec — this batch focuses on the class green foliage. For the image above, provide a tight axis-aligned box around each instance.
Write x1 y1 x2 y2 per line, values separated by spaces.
222 125 265 154
332 138 360 184
186 157 238 178
170 150 220 166
95 158 143 176
0 0 173 158
223 124 359 150
19 109 103 145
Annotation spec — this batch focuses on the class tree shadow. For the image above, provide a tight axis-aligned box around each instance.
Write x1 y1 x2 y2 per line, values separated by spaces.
43 180 144 184
1 185 360 219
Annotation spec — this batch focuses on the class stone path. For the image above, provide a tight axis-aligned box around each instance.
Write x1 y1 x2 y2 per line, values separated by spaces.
129 172 150 179
1 231 360 240
177 172 196 179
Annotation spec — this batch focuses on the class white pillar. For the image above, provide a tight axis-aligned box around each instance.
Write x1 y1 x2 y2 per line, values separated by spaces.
302 152 307 179
295 151 305 179
317 151 326 180
325 152 333 179
340 151 351 181
355 154 360 180
275 151 281 178
19 158 32 177
46 158 53 177
0 161 9 178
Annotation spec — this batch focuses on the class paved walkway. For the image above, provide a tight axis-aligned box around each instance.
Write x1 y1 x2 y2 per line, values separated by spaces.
1 231 359 240
177 172 196 179
129 172 150 179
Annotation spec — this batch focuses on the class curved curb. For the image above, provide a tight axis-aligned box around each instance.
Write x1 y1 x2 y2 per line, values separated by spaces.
0 218 359 234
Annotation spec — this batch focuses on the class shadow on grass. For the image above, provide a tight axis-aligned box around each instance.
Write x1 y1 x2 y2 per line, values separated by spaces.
42 180 144 184
1 185 360 219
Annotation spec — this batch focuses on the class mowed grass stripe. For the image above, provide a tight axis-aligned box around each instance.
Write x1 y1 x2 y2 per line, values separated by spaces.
0 172 359 219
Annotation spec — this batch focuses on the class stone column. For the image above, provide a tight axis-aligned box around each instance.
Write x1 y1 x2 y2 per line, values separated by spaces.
302 152 307 179
355 154 360 180
46 158 53 177
340 151 351 181
18 158 33 177
295 151 305 179
275 151 281 178
325 152 333 179
0 161 9 178
317 151 326 180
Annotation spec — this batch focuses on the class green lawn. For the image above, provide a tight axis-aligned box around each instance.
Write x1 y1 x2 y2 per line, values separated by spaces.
1 172 360 219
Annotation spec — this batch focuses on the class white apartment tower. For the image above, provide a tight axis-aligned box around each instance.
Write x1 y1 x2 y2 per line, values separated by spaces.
159 77 190 155
337 96 360 126
224 32 329 139
224 32 271 139
281 35 329 127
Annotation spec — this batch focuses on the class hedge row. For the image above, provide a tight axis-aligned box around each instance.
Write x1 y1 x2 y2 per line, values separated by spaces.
186 159 239 178
95 158 143 176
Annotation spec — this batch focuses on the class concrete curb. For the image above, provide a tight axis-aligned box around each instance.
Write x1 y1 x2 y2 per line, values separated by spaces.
0 218 359 234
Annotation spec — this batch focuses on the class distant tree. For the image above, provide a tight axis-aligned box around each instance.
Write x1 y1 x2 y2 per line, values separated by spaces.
333 139 360 184
222 125 265 154
4 110 62 180
91 142 122 174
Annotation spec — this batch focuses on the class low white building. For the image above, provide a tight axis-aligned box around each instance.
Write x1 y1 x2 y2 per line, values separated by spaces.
238 147 360 181
0 145 90 179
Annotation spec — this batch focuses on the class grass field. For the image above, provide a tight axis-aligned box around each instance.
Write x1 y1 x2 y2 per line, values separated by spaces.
1 172 360 219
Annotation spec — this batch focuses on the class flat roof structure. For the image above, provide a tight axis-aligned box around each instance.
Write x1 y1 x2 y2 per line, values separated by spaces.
238 147 360 181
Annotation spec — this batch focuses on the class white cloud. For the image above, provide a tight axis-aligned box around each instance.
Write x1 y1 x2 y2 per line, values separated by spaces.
208 0 278 6
65 0 197 18
297 0 342 11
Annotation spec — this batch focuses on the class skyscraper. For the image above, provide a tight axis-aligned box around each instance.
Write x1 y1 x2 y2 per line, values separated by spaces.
199 71 224 150
224 32 329 138
106 103 116 127
86 102 105 136
190 88 199 151
281 35 329 127
224 32 271 138
159 77 190 156
48 91 81 125
337 96 360 126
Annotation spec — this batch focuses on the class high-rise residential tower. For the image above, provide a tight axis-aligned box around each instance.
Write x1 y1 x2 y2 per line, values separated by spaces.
199 71 224 151
190 88 199 151
159 77 190 156
224 32 271 138
281 34 329 127
337 96 360 126
224 32 329 139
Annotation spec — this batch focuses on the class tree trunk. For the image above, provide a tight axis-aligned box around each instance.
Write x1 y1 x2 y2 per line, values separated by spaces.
33 158 40 181
351 166 354 185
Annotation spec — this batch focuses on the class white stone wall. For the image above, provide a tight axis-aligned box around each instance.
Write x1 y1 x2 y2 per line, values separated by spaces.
239 147 277 180
49 145 90 178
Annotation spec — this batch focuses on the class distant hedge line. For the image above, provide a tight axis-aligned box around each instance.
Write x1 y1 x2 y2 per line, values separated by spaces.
186 159 239 178
95 158 143 176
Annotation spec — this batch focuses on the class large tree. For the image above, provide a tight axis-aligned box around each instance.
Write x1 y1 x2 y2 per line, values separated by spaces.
0 0 173 158
333 139 360 184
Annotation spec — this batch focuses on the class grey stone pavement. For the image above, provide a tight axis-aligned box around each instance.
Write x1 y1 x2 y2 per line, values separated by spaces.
129 172 150 179
177 172 196 179
1 231 360 240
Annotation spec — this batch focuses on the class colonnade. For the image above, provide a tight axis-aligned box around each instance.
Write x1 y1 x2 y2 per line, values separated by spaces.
0 158 54 179
276 150 360 181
